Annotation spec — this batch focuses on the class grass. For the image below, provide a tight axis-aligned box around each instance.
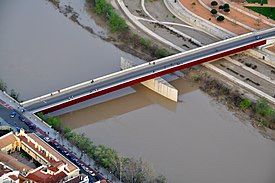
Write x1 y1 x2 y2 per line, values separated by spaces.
246 6 275 20
246 0 268 4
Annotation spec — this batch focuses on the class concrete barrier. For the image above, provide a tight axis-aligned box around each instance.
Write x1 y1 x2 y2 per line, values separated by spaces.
121 57 178 101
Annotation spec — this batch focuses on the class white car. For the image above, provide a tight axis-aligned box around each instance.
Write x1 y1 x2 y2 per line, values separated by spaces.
43 137 51 142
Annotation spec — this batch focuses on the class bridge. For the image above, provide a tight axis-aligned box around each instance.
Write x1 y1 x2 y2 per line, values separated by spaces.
21 28 275 114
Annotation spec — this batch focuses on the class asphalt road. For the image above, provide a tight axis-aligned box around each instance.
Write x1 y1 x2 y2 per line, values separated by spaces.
0 105 31 132
24 28 275 112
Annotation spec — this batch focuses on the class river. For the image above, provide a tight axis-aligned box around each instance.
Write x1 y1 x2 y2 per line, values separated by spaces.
0 0 274 183
0 0 140 100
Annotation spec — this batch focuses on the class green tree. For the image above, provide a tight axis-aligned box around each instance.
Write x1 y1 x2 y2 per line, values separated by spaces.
211 1 218 6
108 12 128 32
211 9 218 15
224 8 230 12
217 15 225 21
10 89 19 101
0 79 7 91
47 116 61 130
223 3 230 9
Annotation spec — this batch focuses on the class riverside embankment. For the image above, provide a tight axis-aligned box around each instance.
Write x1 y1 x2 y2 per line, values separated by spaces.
0 0 275 182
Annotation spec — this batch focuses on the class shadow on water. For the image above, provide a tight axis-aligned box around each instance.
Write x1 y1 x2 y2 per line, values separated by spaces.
60 78 199 129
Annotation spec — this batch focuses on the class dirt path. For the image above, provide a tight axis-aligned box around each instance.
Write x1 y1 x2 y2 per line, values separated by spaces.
180 0 250 35
267 45 275 53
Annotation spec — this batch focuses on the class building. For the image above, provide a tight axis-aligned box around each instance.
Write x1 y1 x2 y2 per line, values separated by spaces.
0 162 19 183
0 129 89 183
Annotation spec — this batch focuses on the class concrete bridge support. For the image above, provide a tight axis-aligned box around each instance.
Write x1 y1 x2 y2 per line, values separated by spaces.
121 57 178 102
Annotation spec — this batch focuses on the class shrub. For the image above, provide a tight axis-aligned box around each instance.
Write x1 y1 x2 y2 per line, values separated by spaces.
140 37 151 49
95 0 128 32
0 79 7 91
219 5 224 9
255 99 274 117
223 3 230 9
10 89 20 101
108 12 128 32
217 15 225 21
211 1 218 6
224 8 230 12
239 98 252 110
191 74 201 81
211 9 218 15
155 48 170 58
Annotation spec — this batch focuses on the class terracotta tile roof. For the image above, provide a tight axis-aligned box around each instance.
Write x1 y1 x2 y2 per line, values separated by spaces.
0 133 17 149
0 163 12 176
19 133 78 172
0 151 32 172
26 167 67 183
8 174 18 181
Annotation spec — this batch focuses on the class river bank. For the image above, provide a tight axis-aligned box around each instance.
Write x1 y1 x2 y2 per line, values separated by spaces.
48 0 175 61
186 68 275 139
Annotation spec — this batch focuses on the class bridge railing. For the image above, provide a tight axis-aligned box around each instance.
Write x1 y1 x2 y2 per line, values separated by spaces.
21 28 275 107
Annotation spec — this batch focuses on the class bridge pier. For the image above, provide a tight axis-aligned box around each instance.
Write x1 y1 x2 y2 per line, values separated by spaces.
121 57 178 102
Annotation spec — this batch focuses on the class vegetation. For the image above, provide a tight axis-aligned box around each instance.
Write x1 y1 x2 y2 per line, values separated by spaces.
0 79 21 102
140 37 151 49
86 0 172 59
246 6 275 20
195 73 275 129
10 89 20 101
246 0 268 4
59 125 167 182
37 110 167 182
223 3 230 9
211 1 218 6
239 98 252 110
94 0 128 32
223 8 230 12
211 9 218 15
0 79 7 92
217 15 225 21
219 5 224 9
37 113 61 131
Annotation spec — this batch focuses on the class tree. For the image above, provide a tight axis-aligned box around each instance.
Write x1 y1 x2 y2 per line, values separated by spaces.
211 9 218 15
224 8 230 12
223 3 230 9
217 15 225 21
10 89 19 101
47 116 61 130
211 1 218 6
0 79 7 91
219 5 224 9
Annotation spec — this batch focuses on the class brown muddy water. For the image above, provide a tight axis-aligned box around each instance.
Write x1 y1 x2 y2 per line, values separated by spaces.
0 0 274 182
61 79 275 183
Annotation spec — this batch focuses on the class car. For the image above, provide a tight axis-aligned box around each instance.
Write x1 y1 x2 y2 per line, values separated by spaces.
43 137 51 143
18 116 26 122
25 121 31 126
256 35 261 40
10 111 16 118
29 124 36 130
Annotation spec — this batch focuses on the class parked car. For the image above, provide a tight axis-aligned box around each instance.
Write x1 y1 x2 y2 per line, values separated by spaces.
10 111 16 118
18 115 26 122
43 137 51 143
